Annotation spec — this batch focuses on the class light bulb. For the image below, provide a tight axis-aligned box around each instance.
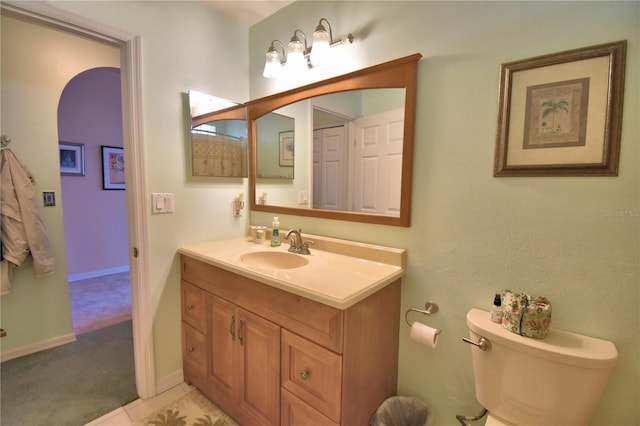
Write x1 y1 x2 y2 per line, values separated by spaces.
310 26 330 66
286 37 307 73
263 48 282 78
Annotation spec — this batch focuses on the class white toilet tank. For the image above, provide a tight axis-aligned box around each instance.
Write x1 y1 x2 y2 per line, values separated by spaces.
466 308 617 426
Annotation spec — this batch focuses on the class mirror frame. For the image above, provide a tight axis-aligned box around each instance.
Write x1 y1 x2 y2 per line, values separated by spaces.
190 103 248 177
247 53 421 227
191 103 246 126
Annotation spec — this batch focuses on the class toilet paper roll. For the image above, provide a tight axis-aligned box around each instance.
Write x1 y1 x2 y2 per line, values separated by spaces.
410 322 439 348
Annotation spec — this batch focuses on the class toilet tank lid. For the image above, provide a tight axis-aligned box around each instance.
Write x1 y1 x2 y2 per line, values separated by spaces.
466 309 618 369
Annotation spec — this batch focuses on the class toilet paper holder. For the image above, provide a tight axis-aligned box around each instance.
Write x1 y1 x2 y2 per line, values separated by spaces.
405 301 440 328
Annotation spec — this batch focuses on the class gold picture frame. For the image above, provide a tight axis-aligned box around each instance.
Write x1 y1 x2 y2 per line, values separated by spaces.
494 40 626 176
279 130 294 167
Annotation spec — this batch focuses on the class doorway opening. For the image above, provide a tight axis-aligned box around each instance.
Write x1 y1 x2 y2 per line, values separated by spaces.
0 1 156 399
59 67 132 335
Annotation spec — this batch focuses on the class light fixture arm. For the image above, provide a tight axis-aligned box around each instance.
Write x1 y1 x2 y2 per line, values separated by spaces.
291 29 310 55
317 18 333 43
317 18 354 47
268 39 286 63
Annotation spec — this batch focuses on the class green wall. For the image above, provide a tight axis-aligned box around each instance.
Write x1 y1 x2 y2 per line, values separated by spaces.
3 2 637 424
250 2 639 424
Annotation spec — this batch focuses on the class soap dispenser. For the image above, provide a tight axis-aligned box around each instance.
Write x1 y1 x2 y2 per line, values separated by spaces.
270 217 281 247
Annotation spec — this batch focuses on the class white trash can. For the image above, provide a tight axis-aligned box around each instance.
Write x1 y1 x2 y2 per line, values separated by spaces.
371 396 433 426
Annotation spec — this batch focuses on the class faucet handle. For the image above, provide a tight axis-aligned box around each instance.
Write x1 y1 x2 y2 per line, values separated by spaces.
301 240 314 254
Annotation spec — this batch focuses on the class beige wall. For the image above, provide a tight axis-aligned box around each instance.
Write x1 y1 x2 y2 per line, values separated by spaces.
1 1 250 384
249 2 639 425
1 14 121 350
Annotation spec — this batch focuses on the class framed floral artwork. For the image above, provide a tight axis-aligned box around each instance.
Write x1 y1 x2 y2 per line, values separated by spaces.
101 146 125 190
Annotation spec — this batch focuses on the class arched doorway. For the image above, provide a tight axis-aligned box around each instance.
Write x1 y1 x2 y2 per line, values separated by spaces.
59 67 131 335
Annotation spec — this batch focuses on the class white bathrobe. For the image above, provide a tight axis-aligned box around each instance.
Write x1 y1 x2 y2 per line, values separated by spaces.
1 148 55 294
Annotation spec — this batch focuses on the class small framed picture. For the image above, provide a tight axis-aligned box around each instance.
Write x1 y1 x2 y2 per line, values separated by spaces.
101 146 125 190
279 131 294 167
494 40 626 176
59 142 85 176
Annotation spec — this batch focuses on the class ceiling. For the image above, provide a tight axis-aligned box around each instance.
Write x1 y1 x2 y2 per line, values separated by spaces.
199 1 294 27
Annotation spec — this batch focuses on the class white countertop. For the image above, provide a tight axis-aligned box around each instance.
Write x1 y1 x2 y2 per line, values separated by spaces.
178 234 405 309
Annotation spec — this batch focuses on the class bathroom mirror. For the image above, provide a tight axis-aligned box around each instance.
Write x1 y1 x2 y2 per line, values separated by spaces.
188 90 248 177
247 54 421 226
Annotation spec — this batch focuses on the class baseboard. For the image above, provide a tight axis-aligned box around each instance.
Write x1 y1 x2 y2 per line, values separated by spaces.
155 369 184 395
68 265 130 282
0 332 76 363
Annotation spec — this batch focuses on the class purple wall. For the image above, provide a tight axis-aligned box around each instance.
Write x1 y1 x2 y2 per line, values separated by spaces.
58 67 129 276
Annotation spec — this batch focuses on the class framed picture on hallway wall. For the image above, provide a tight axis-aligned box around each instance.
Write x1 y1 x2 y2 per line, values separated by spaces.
59 142 85 176
494 40 626 177
101 145 125 190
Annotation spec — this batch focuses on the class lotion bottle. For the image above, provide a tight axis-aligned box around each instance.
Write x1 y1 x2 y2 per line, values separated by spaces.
490 293 503 323
270 217 281 247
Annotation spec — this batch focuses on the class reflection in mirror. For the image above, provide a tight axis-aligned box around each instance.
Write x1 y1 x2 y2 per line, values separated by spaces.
188 90 248 177
256 112 295 179
254 88 405 215
249 54 421 227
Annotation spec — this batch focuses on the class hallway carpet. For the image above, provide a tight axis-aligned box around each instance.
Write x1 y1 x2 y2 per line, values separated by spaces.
0 320 137 426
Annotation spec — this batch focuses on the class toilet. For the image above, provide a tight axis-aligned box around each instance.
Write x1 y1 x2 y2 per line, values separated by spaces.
465 308 617 426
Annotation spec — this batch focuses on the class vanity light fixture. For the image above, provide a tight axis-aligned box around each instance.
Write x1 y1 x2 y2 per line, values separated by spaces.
262 18 354 78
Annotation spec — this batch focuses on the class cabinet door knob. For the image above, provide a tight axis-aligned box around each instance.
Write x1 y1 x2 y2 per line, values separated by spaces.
188 346 195 353
187 304 194 311
300 370 309 380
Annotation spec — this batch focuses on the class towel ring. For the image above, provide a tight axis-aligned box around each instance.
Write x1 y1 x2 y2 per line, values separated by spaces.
404 301 439 327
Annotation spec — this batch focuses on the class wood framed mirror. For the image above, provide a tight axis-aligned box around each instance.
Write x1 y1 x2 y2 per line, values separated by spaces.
247 54 421 227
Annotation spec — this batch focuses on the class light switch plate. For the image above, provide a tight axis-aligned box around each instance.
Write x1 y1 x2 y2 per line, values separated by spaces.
152 193 174 214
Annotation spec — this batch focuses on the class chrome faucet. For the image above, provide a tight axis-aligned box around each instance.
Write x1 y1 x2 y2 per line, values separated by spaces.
285 229 314 255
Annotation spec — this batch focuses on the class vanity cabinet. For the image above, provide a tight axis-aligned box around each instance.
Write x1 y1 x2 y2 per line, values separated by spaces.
180 254 401 426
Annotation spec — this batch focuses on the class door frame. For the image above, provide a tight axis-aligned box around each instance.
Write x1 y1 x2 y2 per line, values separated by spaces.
1 1 155 398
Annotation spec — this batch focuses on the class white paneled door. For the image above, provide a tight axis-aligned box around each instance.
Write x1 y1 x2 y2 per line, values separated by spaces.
352 109 404 216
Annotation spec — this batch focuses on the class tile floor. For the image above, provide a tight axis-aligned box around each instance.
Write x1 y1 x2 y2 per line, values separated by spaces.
85 383 194 426
69 272 132 335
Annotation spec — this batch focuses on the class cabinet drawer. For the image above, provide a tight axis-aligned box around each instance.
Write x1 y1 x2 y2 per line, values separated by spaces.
182 322 207 378
182 281 206 331
281 330 342 422
281 388 339 426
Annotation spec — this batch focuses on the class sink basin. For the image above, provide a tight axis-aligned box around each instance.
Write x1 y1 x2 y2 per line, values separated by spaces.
240 251 309 269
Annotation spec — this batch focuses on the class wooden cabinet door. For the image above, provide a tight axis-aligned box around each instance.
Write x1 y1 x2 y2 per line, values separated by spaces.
237 307 281 426
281 388 339 426
209 295 238 398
